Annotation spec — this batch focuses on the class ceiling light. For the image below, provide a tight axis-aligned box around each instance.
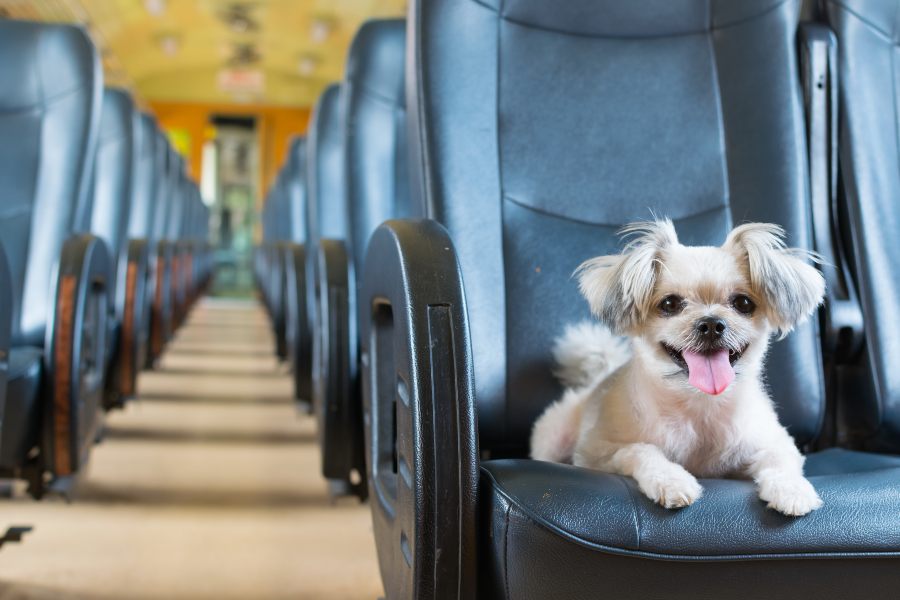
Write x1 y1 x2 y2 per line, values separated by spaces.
311 17 333 43
156 33 180 56
144 0 166 16
298 54 318 76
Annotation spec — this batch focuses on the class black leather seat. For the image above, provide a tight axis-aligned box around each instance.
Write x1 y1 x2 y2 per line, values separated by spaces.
313 18 409 499
83 88 149 408
358 1 900 597
0 20 111 497
826 0 900 453
305 83 346 418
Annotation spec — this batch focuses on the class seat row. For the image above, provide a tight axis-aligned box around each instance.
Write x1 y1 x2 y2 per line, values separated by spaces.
255 18 408 499
269 0 900 597
0 19 211 499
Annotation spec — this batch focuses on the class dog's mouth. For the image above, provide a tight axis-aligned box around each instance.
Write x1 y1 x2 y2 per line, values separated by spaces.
661 343 748 396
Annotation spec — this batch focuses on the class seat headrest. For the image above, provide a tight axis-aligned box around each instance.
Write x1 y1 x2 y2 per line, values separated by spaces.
346 19 406 106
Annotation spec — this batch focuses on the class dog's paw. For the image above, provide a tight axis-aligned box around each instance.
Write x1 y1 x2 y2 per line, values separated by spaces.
758 476 823 516
639 466 703 509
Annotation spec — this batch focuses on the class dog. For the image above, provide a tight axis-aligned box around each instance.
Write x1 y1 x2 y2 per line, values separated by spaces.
530 219 825 516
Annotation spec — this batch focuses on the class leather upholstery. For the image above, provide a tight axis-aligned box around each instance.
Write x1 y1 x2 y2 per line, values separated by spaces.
0 347 42 469
306 84 348 248
343 19 411 274
151 132 173 245
286 137 307 243
166 154 186 241
88 88 139 313
128 114 161 241
408 0 823 454
826 0 900 451
0 20 102 347
480 449 900 598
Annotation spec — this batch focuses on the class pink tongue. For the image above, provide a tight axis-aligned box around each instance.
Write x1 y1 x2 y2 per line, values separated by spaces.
682 349 734 395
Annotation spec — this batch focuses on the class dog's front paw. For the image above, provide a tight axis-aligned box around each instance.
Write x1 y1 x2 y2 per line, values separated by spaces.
639 466 703 509
758 476 823 516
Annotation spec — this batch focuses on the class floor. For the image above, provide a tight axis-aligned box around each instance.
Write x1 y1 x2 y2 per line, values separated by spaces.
0 298 384 600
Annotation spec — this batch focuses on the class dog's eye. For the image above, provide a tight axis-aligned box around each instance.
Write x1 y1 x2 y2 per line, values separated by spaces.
658 295 685 316
732 294 756 315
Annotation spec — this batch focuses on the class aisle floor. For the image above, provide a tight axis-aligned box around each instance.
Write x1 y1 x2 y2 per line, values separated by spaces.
0 298 384 599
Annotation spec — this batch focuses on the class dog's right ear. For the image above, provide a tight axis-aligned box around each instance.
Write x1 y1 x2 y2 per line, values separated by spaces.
576 219 678 335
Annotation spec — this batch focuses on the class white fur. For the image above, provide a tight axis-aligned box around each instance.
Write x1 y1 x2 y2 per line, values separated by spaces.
531 220 825 517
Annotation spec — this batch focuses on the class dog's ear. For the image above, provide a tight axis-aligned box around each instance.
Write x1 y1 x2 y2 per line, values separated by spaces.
576 219 678 335
724 223 825 337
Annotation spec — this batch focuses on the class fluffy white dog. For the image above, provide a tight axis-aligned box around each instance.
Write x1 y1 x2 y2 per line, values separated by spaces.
530 219 825 516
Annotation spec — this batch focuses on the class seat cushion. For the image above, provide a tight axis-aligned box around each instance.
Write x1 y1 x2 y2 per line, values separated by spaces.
0 346 43 469
479 449 900 599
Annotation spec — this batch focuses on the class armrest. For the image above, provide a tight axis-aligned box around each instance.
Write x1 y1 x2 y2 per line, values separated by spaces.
314 238 366 498
799 23 863 362
358 219 478 599
150 240 173 361
283 242 312 409
114 238 150 402
0 242 11 426
43 233 111 482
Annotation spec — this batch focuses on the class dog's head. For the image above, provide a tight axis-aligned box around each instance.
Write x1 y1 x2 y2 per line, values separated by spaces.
576 219 824 395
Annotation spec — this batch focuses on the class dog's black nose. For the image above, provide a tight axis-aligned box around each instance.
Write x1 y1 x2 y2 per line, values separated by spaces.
696 316 727 341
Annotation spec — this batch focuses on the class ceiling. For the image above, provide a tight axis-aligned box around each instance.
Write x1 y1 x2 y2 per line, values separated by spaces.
0 0 407 107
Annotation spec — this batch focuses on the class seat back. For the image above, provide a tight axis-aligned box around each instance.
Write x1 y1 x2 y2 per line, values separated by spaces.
129 114 160 241
343 19 412 273
307 84 348 250
409 0 823 454
0 20 102 347
166 154 186 242
151 133 173 245
89 88 139 313
827 0 900 451
285 137 307 244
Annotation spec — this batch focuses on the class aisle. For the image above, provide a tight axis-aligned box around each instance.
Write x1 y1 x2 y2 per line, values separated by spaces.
0 298 383 600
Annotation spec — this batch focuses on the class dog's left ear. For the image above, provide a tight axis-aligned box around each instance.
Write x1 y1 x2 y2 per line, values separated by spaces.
724 223 825 336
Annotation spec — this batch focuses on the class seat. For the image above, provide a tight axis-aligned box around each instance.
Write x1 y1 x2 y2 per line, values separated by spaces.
826 0 900 453
357 1 900 597
129 114 162 373
0 20 110 497
149 138 177 363
305 83 346 418
313 18 409 499
83 88 148 408
278 137 312 408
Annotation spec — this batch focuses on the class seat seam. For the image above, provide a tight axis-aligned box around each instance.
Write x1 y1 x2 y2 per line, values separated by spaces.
481 466 900 561
494 0 792 41
503 193 728 227
614 473 642 550
503 500 511 600
829 0 897 43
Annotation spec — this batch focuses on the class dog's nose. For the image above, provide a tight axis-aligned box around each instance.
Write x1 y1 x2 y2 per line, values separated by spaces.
696 316 727 341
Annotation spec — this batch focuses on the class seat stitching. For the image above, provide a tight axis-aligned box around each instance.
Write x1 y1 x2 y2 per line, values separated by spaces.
503 194 728 227
829 1 896 43
495 0 792 41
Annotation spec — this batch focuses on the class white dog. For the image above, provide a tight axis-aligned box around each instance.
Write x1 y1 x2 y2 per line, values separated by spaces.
530 219 825 516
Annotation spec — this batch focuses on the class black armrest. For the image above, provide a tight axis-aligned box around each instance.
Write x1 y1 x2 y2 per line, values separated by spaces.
43 233 111 485
799 23 863 362
0 242 11 427
111 238 150 404
359 219 478 599
283 242 312 409
314 238 366 498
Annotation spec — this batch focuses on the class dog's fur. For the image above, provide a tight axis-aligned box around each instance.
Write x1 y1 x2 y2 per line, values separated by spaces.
530 219 826 516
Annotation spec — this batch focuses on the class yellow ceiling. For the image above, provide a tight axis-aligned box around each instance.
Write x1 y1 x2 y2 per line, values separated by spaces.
0 0 406 107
